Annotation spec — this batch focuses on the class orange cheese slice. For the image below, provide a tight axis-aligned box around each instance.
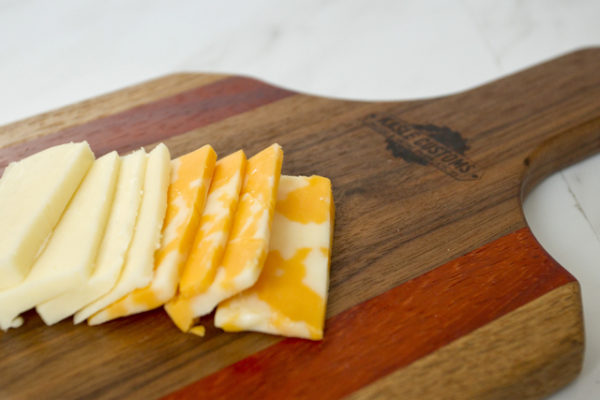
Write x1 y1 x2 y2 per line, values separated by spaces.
180 150 247 296
214 176 334 340
165 144 283 332
165 150 246 331
189 326 206 337
85 145 216 324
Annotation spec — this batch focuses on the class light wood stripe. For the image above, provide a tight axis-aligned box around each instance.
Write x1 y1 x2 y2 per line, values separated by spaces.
0 73 228 149
346 281 583 400
0 77 295 171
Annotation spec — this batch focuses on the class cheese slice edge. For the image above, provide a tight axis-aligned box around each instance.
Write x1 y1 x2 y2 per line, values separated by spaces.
38 150 147 325
85 145 217 323
84 144 171 325
165 144 282 331
0 151 120 330
0 142 94 289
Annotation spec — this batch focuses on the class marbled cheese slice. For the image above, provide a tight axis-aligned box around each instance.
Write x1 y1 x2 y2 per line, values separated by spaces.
38 150 148 325
0 142 94 289
165 150 247 331
215 175 334 340
165 144 283 331
84 145 217 323
0 151 120 331
78 144 171 325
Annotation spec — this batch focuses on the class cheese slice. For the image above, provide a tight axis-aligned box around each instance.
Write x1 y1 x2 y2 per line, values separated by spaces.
0 142 94 289
189 326 206 337
83 145 217 323
215 175 334 340
38 150 148 325
165 150 247 331
0 151 120 331
78 144 171 325
165 144 282 331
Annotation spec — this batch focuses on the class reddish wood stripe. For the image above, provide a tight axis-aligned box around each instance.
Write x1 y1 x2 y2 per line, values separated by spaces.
0 77 294 169
163 228 574 400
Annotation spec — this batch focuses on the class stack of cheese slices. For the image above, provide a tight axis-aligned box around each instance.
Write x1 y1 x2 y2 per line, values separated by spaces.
0 141 334 341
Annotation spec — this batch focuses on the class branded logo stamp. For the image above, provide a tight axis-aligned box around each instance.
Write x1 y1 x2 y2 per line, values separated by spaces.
365 113 482 181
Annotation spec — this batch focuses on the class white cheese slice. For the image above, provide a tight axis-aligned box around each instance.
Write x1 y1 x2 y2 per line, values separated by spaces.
83 145 217 324
0 142 94 289
38 150 148 325
79 144 170 325
0 151 121 331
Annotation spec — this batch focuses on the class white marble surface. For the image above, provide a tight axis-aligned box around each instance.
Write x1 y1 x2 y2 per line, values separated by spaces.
1 0 600 397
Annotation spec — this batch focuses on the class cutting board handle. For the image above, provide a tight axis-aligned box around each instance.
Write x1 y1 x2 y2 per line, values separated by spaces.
522 114 600 200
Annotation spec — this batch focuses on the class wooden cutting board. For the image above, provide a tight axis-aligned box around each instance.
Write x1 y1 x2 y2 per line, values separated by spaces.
1 48 599 400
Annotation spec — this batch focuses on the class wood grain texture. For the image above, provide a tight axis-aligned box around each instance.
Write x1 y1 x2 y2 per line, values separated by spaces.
162 228 578 400
0 73 227 149
0 76 294 173
346 281 584 400
522 114 600 199
0 48 598 399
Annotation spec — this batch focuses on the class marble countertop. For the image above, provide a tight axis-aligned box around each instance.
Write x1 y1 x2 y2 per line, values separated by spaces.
1 0 599 397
